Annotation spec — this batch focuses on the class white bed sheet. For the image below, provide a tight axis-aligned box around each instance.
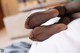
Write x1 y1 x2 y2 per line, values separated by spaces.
29 18 80 53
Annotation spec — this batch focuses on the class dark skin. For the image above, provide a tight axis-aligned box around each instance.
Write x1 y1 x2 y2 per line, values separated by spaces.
29 13 80 41
25 2 80 41
25 2 80 29
30 23 67 41
29 16 70 41
71 12 80 20
25 9 59 29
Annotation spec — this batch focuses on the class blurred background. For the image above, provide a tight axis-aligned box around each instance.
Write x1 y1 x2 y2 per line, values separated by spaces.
0 0 78 48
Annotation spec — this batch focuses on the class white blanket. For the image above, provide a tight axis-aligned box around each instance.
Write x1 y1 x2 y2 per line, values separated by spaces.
29 18 80 53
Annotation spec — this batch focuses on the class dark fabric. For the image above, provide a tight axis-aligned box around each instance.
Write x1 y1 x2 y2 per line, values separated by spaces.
54 6 67 17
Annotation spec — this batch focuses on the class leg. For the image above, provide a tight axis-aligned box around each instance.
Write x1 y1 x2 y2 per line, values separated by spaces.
58 16 71 25
71 12 80 20
29 16 72 41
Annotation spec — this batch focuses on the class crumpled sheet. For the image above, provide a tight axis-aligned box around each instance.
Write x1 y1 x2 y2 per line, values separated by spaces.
29 18 80 53
4 42 31 53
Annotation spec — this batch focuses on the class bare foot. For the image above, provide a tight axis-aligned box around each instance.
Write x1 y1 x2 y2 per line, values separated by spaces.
29 23 67 41
25 9 59 29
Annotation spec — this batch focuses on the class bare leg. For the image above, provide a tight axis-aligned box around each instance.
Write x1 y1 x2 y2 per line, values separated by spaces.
25 2 80 29
58 16 71 25
29 16 72 41
71 12 80 20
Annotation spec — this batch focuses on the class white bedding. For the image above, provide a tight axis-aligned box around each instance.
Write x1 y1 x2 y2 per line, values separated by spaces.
29 18 80 53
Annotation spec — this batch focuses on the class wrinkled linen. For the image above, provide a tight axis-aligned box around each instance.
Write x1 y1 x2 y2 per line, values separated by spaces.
29 18 80 53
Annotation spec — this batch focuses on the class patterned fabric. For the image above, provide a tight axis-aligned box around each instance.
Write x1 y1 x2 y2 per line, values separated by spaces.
4 42 31 53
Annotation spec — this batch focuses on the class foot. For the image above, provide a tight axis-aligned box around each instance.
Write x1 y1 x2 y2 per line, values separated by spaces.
25 9 59 29
29 23 67 41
